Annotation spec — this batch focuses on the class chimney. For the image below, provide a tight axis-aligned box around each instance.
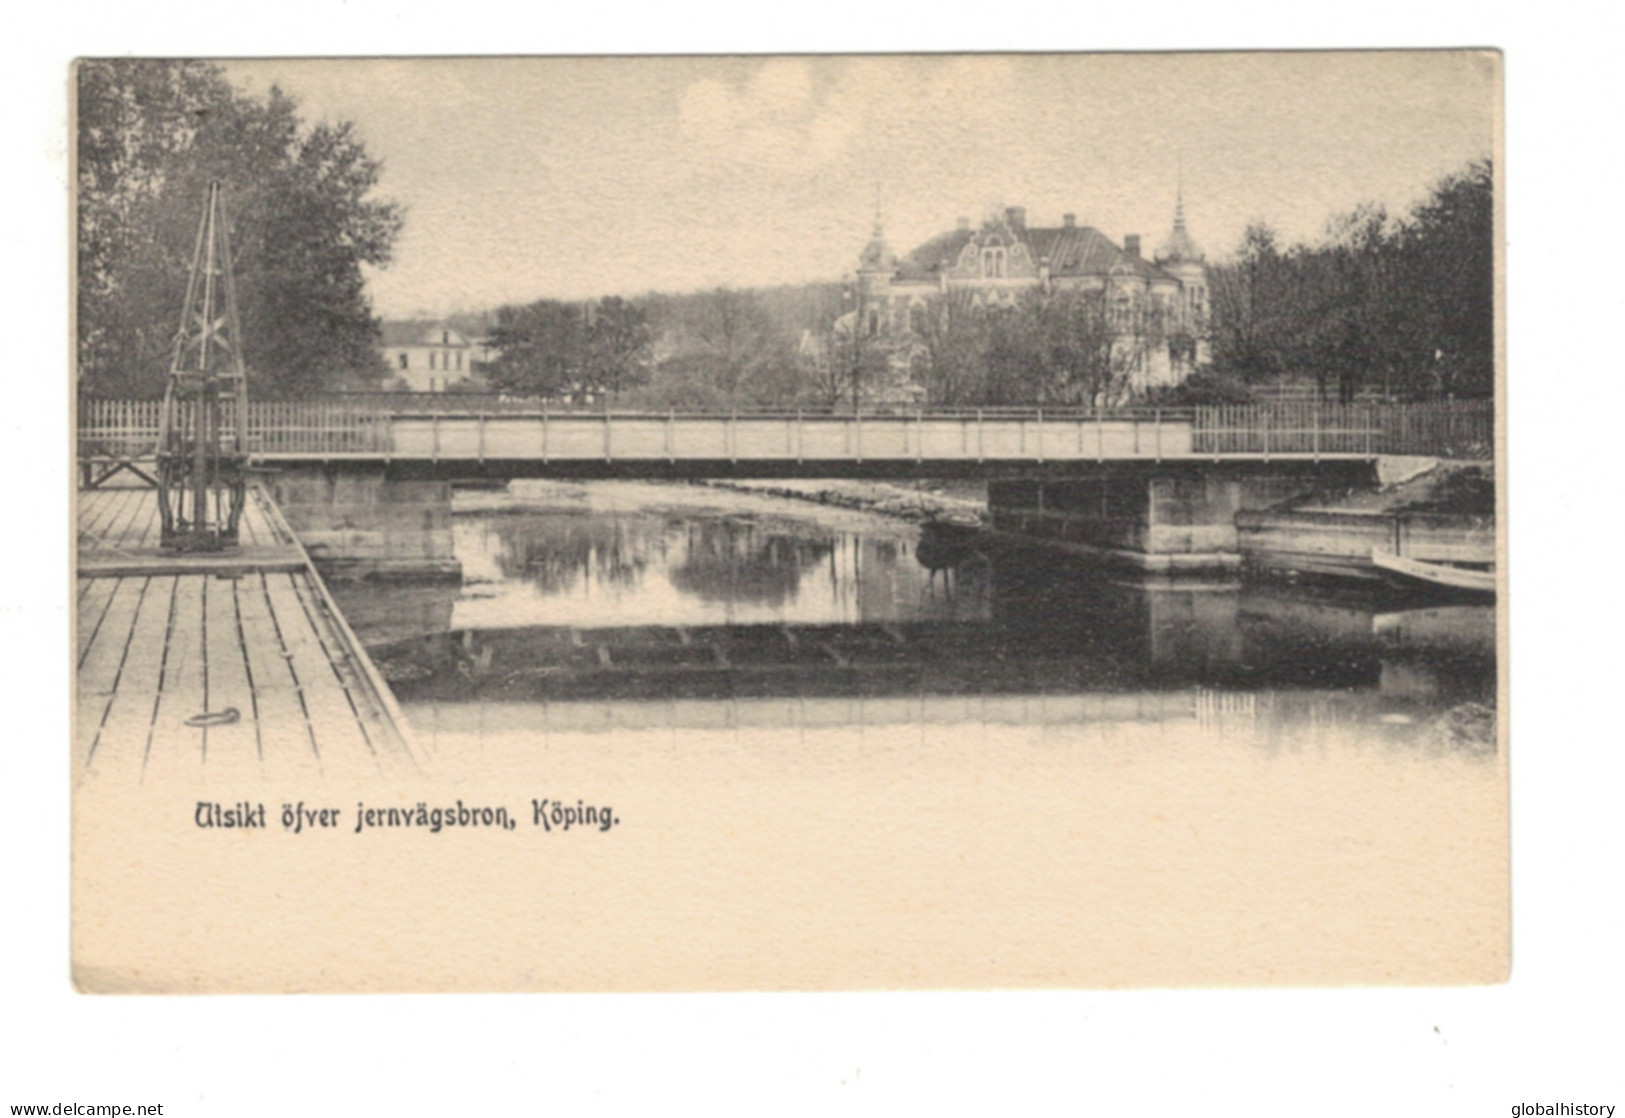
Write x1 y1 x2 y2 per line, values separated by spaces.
1005 205 1026 230
1124 234 1141 258
1062 213 1076 229
956 216 971 232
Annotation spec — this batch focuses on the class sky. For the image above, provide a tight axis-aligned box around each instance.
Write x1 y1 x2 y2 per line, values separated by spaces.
224 53 1499 319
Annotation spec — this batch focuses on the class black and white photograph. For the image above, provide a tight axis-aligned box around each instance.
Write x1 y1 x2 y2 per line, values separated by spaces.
65 52 1510 994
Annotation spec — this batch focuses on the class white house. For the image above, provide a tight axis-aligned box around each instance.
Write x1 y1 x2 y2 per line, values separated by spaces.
379 321 483 392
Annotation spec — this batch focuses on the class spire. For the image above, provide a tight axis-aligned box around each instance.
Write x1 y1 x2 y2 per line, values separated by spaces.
1174 153 1187 232
858 181 893 272
1156 162 1203 265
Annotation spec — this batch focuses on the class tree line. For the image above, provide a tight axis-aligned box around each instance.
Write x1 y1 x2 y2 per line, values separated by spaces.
479 281 1183 411
1206 160 1493 401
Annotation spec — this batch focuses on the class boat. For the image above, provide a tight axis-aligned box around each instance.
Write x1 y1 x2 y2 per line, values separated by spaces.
1371 549 1496 596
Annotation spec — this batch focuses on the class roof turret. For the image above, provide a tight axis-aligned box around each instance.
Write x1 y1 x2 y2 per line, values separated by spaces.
1155 188 1204 265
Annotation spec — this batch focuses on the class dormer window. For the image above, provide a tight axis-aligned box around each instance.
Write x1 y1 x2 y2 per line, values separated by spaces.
982 247 1006 278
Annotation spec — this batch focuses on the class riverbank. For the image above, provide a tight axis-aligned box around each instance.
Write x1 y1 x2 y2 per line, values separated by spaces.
1239 459 1496 582
1295 458 1495 517
696 478 987 523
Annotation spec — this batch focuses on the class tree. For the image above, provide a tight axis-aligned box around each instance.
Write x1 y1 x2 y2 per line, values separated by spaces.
1002 286 1160 407
1205 160 1494 401
1209 222 1295 382
484 300 586 398
77 60 402 398
647 287 797 406
582 296 653 399
913 288 987 406
1394 160 1494 397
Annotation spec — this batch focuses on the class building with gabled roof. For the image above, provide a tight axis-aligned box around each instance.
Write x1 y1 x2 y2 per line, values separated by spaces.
849 199 1211 400
379 320 486 393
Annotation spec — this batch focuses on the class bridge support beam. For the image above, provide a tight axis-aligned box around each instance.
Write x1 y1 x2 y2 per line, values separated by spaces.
987 461 1376 575
267 466 461 581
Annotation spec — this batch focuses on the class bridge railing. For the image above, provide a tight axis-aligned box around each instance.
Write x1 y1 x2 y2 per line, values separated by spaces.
78 398 393 458
78 398 1494 462
1193 400 1492 458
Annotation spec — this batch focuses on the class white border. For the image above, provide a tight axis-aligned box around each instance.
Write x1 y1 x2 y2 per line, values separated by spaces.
8 3 1622 1113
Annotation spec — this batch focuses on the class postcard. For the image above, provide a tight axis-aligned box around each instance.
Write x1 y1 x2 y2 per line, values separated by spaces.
71 51 1504 992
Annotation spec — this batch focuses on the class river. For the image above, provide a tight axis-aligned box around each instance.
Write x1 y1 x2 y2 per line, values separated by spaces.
326 479 1506 986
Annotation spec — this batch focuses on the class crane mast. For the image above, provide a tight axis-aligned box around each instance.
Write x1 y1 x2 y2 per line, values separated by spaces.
156 181 250 551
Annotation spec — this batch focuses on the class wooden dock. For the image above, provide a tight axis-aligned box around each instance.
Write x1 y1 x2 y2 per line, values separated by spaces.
75 484 418 786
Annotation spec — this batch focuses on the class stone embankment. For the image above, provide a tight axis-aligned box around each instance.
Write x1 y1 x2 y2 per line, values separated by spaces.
1238 458 1495 581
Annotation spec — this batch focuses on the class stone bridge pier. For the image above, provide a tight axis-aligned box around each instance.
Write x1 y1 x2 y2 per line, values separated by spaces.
267 465 461 581
987 461 1377 575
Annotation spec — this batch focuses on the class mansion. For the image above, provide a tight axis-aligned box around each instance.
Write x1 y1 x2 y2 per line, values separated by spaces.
845 199 1212 402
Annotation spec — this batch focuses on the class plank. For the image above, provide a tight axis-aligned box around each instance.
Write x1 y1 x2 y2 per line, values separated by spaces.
199 575 264 787
76 487 129 540
107 490 157 550
246 489 287 546
76 578 119 666
125 489 162 550
76 488 132 554
142 574 209 787
93 488 147 553
83 576 176 787
263 572 379 780
235 571 323 783
74 578 147 776
288 573 409 762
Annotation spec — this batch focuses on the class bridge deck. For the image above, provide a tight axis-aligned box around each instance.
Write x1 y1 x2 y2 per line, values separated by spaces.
75 486 416 786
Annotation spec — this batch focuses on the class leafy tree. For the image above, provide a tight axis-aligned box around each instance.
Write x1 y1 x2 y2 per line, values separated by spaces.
1206 160 1494 401
583 296 653 399
1209 222 1294 382
1395 160 1494 397
76 59 402 398
1022 286 1165 407
484 300 586 398
913 288 987 406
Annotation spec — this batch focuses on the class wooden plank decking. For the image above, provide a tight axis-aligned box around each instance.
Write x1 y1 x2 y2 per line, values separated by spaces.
74 484 417 786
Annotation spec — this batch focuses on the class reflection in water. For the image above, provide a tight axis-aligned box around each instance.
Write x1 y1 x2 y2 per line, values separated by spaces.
329 480 1498 758
439 483 993 630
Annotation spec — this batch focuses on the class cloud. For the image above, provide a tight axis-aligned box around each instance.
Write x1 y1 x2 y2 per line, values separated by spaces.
676 59 859 178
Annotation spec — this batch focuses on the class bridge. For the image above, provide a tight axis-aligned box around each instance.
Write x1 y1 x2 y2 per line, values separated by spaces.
78 397 1491 579
80 398 1490 480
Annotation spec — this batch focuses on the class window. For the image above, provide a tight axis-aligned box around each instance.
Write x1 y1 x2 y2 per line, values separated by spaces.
397 352 408 370
982 248 1006 278
456 351 463 371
